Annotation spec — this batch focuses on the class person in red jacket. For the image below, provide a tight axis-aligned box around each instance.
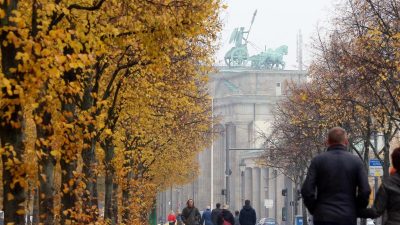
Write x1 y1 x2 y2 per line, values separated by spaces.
168 211 177 225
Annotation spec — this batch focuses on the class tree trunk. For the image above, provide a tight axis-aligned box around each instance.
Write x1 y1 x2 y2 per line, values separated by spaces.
382 129 391 181
32 188 39 225
35 101 56 225
1 2 27 224
122 156 133 224
38 154 56 225
60 158 77 224
0 112 26 225
122 184 131 224
102 137 115 221
81 80 99 217
26 187 32 225
60 96 78 224
112 182 119 225
0 1 28 224
81 134 98 216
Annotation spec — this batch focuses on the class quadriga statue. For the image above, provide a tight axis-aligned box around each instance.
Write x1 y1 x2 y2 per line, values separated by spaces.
248 45 288 70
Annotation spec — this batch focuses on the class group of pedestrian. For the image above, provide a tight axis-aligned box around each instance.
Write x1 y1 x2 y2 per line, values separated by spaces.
301 127 400 225
169 200 256 225
207 200 256 225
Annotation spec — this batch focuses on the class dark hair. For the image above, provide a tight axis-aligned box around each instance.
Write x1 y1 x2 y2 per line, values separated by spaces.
216 203 221 208
392 147 400 171
245 200 250 206
328 127 347 145
235 210 239 216
187 199 194 207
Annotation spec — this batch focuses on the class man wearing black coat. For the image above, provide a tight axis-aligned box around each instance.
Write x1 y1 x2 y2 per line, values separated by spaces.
301 127 371 225
239 200 256 225
211 203 222 225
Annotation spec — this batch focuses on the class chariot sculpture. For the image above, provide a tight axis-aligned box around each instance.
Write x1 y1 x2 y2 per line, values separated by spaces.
224 10 288 70
224 10 257 67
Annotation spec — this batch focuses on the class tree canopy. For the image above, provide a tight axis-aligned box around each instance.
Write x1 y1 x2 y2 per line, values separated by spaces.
0 0 222 224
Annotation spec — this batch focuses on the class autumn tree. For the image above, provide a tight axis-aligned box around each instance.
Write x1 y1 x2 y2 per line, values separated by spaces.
261 1 399 223
0 0 221 224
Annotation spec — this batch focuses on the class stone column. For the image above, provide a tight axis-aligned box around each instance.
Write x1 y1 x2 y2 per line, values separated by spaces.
212 125 225 207
228 124 237 209
196 145 211 210
268 168 277 221
232 122 249 211
260 168 269 219
252 167 261 220
244 167 252 201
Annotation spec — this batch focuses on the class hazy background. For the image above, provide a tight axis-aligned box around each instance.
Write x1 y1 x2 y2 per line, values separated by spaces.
216 0 339 69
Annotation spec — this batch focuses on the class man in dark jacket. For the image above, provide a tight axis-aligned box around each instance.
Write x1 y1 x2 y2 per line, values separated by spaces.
211 203 222 225
301 127 371 225
239 200 256 225
182 199 201 225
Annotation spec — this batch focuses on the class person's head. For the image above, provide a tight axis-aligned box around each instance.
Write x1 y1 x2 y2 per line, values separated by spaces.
170 210 174 215
244 200 251 206
392 147 400 172
235 210 239 216
327 127 349 146
222 204 229 210
216 203 221 209
187 199 194 208
206 206 211 210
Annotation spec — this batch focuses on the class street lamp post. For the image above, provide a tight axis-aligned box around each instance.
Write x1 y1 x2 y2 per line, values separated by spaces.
211 97 214 209
225 124 231 205
239 161 246 205
170 186 173 211
273 169 278 222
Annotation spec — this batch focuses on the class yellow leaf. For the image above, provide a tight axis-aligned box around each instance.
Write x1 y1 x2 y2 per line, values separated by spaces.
0 9 5 19
50 150 60 157
31 103 39 109
16 209 25 215
63 186 69 194
105 129 112 135
7 193 14 201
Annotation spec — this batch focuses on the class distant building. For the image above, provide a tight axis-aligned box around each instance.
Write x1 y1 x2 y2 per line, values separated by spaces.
157 68 307 224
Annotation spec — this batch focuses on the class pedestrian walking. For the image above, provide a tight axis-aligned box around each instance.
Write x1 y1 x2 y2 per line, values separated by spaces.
301 127 371 225
168 210 177 225
177 211 183 225
181 199 201 225
239 200 256 225
201 206 213 225
234 211 240 225
359 147 400 225
211 203 222 225
217 205 235 225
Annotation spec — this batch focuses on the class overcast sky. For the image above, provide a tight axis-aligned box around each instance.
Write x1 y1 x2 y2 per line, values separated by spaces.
216 0 338 69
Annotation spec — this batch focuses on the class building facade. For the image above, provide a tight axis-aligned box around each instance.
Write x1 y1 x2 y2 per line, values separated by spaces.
157 68 307 224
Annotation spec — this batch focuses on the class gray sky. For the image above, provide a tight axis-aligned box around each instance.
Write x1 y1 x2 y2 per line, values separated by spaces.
216 0 337 69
